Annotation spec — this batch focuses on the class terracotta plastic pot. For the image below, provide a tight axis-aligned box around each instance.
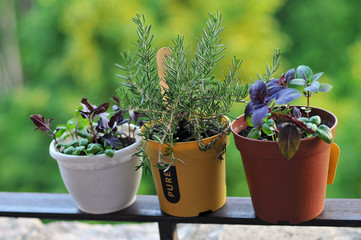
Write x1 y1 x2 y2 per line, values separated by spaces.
145 119 230 217
49 124 142 214
231 107 339 224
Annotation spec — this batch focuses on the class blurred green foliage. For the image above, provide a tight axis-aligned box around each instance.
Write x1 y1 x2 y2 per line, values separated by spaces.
0 0 360 199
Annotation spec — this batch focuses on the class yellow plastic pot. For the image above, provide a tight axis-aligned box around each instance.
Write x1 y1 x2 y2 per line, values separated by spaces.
145 120 230 217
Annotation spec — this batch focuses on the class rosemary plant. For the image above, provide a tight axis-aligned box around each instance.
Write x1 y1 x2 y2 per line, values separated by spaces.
116 12 248 171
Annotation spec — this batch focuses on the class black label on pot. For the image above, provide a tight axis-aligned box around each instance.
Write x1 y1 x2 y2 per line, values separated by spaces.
159 166 180 204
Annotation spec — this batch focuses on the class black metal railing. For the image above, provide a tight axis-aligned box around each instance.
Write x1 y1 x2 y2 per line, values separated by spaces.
0 192 361 240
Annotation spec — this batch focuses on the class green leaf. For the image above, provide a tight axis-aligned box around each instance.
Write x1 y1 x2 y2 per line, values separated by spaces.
309 115 321 126
63 146 75 155
306 123 318 132
247 128 261 139
105 149 115 157
310 72 324 82
73 146 85 155
266 118 275 126
77 129 92 139
297 117 308 124
277 123 301 160
289 78 307 86
296 65 313 81
55 127 67 138
69 140 80 147
56 142 68 148
246 115 254 127
319 83 333 92
79 139 88 146
86 143 104 154
262 123 274 136
316 124 333 144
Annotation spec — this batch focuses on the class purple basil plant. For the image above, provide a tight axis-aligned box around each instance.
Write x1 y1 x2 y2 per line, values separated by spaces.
244 62 333 160
30 97 143 157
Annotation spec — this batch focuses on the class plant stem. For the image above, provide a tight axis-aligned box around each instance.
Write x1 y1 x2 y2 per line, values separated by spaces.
52 131 58 145
307 91 310 118
88 115 97 143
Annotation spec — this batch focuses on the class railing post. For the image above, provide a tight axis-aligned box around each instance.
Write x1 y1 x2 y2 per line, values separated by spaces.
158 221 178 240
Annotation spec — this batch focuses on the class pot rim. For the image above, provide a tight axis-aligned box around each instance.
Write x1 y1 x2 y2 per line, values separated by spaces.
231 106 337 144
142 116 230 146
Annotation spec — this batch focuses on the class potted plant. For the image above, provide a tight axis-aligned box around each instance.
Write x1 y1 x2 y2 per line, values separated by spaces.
231 50 340 224
115 12 248 217
30 97 143 214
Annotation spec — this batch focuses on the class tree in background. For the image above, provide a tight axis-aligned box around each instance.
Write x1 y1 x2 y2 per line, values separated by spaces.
277 0 361 197
3 0 361 198
0 0 287 195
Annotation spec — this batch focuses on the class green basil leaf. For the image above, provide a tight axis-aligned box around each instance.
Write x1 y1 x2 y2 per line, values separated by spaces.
289 78 307 86
296 65 313 81
309 115 321 126
63 146 75 155
262 123 274 136
105 149 115 157
246 115 254 127
316 124 333 144
79 138 88 147
86 143 104 154
247 128 261 139
73 146 85 155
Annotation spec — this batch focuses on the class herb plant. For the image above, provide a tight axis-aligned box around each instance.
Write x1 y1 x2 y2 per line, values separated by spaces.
116 12 248 170
243 50 333 160
30 97 142 157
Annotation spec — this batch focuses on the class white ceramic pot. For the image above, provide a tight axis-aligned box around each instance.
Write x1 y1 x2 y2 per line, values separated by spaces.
49 124 142 214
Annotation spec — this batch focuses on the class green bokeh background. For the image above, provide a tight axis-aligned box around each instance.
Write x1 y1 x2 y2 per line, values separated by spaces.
1 0 360 198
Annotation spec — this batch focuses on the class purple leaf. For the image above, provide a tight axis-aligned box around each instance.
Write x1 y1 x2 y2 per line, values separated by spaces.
249 81 268 104
93 102 110 115
79 98 109 117
293 107 302 118
97 116 110 132
109 110 125 129
30 114 53 133
284 68 295 84
81 98 95 112
277 123 301 160
103 133 122 149
304 81 320 93
266 78 279 88
119 118 130 125
267 85 284 101
244 102 255 120
112 105 120 111
129 111 142 123
112 96 120 105
275 88 302 104
319 83 333 92
251 105 269 129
